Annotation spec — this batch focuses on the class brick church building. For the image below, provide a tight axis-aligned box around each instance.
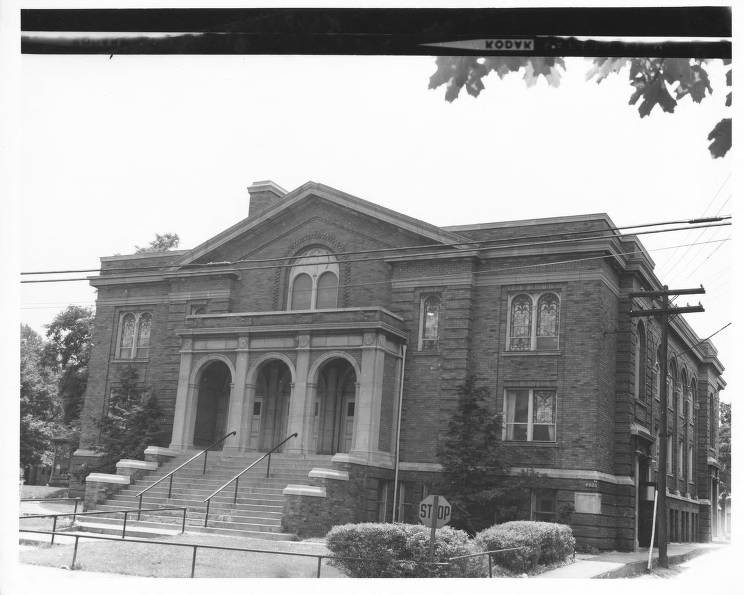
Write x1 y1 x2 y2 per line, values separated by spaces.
73 180 725 550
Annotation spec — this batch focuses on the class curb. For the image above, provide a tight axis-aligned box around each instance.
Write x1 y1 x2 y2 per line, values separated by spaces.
595 545 721 578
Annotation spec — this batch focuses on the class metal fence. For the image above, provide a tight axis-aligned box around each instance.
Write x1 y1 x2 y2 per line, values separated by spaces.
20 507 188 544
19 522 529 578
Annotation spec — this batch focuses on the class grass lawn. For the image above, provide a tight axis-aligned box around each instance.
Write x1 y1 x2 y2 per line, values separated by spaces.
19 533 346 578
21 485 70 499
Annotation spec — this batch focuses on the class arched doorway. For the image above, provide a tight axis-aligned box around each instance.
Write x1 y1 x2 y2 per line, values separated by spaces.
314 358 357 455
251 360 293 452
193 361 231 448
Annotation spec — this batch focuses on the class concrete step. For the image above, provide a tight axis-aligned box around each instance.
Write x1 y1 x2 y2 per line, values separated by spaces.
125 486 286 499
96 503 284 521
128 477 299 490
85 513 283 533
70 520 181 539
105 495 285 509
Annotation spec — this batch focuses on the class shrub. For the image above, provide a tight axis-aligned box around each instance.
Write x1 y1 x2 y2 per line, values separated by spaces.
325 522 486 578
475 521 575 573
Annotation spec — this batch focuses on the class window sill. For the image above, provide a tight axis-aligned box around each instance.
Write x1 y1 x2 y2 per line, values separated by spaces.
502 350 561 357
503 441 558 447
111 358 150 363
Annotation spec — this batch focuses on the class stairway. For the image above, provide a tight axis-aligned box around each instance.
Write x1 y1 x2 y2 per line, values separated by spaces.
77 452 332 541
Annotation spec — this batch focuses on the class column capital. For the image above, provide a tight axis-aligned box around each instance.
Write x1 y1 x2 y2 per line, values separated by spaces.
245 383 256 390
188 383 198 390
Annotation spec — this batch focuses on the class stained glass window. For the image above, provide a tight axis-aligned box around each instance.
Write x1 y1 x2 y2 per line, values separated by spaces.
509 294 533 351
136 313 151 358
533 390 556 441
505 389 556 442
536 293 559 350
118 314 136 358
420 295 440 351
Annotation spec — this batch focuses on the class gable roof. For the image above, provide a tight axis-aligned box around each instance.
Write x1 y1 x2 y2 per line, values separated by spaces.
174 181 472 267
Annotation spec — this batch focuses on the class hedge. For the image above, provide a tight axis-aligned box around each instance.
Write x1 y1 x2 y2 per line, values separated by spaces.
325 523 486 578
475 521 576 573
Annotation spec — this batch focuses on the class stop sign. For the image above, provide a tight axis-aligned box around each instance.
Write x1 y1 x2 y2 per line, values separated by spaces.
418 495 451 528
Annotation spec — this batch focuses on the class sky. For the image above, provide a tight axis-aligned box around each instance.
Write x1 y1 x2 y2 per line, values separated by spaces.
17 53 733 401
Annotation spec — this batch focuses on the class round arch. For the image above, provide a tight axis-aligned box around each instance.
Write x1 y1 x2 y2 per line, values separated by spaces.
191 358 233 448
308 350 361 385
189 353 237 387
246 352 296 387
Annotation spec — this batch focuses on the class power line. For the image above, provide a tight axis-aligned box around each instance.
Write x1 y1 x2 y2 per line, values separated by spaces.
21 239 729 291
656 172 730 270
20 216 731 277
19 220 732 284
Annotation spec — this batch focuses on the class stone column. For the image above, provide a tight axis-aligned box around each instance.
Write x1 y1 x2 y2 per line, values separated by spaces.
286 334 312 454
301 382 318 454
224 339 250 456
350 332 385 459
169 343 194 451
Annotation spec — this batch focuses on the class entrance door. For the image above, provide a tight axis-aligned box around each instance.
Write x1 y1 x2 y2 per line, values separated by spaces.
255 360 292 452
339 397 355 453
248 398 263 450
193 361 231 448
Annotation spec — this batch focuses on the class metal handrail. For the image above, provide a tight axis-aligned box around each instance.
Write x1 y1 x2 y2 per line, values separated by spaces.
201 432 297 527
135 431 236 511
20 506 188 542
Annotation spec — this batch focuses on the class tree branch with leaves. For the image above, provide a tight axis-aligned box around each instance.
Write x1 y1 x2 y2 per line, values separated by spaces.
429 56 731 158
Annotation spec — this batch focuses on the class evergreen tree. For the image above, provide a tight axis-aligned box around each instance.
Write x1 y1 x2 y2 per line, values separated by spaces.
97 365 164 472
437 377 537 532
719 401 731 497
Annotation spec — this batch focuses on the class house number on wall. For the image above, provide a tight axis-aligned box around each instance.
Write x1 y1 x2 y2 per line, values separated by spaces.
585 480 598 489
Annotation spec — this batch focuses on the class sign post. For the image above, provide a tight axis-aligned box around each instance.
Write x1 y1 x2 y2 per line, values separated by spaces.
418 495 451 560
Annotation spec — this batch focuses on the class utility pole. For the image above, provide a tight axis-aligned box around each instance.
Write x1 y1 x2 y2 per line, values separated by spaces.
629 285 705 568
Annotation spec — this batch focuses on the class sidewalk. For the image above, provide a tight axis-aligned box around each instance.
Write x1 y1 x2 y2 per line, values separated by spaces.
539 542 723 578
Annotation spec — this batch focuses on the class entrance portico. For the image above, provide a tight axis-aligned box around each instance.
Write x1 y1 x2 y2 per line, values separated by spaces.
168 308 406 465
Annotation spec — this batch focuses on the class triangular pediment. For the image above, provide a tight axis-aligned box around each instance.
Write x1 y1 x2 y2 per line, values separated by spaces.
174 182 471 268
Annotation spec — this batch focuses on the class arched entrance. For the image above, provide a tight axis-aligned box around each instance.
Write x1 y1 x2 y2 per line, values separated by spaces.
251 360 292 452
314 358 357 455
193 361 231 448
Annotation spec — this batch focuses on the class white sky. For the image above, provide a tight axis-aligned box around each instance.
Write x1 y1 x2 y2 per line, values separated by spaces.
17 54 733 402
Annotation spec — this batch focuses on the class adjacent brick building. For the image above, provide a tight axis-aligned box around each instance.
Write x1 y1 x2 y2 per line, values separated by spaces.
73 180 725 550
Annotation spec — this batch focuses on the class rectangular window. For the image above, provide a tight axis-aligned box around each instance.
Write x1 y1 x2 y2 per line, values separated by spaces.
504 389 556 442
531 489 557 521
678 441 684 477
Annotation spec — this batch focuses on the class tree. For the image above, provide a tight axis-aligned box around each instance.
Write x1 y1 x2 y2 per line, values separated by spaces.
43 305 94 425
719 401 731 496
20 324 62 467
429 57 731 158
437 376 539 532
135 232 180 253
97 365 164 472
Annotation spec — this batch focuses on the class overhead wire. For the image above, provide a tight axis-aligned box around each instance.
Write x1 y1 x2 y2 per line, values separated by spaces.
19 219 732 284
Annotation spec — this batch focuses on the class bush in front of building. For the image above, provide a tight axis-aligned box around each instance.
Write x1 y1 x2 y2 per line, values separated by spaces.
325 522 486 578
475 521 575 573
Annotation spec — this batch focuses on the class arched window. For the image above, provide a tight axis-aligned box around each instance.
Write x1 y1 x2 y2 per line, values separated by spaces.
536 293 560 350
290 273 312 310
509 294 533 351
118 314 136 359
653 348 661 401
507 291 561 351
419 295 441 351
136 312 152 358
287 247 340 311
634 321 647 401
117 311 153 359
316 271 339 309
